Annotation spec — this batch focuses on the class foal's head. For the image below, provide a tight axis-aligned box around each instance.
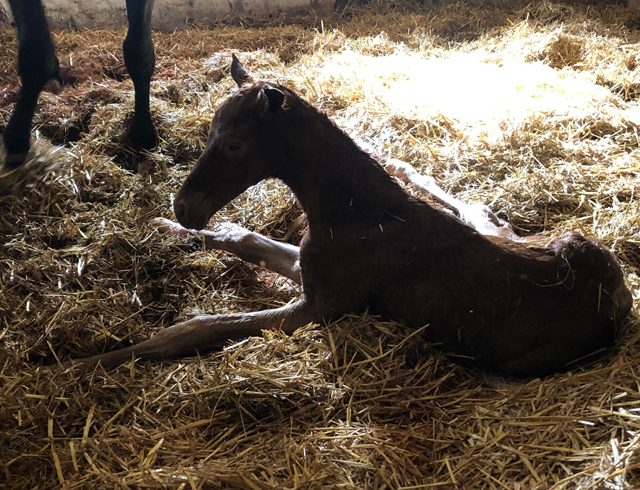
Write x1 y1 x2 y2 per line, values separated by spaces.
174 55 287 230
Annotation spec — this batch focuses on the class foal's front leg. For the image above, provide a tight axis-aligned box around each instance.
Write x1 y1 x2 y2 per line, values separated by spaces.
61 220 309 369
65 299 316 369
385 159 521 241
153 218 301 283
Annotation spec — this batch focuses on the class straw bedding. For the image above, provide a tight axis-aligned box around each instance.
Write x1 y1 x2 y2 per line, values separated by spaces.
0 0 639 488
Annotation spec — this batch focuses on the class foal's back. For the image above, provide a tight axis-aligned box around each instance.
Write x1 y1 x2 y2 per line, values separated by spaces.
352 195 631 376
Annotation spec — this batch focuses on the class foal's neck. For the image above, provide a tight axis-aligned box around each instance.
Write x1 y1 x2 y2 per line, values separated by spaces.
279 98 410 225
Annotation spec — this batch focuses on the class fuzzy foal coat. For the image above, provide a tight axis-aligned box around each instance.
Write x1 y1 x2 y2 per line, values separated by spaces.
172 79 632 377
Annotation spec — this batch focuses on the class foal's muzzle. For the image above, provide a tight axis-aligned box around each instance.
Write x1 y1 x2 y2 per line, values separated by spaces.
174 191 210 230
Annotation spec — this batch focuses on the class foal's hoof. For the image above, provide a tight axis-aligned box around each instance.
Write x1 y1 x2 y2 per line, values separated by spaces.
128 116 157 151
152 217 190 236
152 218 209 252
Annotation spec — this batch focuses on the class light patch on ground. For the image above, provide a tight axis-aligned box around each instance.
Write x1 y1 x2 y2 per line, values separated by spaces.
309 50 616 138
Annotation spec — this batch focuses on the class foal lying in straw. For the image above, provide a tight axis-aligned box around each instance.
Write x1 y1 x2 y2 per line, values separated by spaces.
67 56 632 377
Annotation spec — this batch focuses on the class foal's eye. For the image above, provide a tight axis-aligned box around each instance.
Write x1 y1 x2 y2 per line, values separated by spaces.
228 143 242 152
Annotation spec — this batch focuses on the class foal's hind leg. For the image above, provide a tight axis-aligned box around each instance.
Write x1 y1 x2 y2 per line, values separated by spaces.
3 0 61 168
152 218 301 283
385 159 521 241
65 298 317 369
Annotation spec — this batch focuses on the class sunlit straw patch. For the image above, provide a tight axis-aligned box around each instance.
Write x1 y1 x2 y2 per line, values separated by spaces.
309 49 617 141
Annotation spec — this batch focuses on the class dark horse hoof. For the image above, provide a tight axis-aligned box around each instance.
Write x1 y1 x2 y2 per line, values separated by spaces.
128 115 157 151
2 152 29 170
3 129 31 169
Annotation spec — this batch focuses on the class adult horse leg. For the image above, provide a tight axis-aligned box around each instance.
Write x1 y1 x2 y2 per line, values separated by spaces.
3 0 61 168
123 0 157 150
385 159 522 241
152 218 302 283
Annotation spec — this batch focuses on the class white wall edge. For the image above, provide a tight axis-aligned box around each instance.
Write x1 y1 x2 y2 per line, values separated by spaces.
0 0 333 31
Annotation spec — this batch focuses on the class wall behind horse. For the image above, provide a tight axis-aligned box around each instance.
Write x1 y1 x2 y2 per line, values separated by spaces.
0 0 332 30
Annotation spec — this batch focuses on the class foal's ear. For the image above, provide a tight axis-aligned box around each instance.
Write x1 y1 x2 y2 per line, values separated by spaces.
263 85 285 112
231 54 253 87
